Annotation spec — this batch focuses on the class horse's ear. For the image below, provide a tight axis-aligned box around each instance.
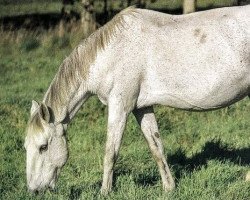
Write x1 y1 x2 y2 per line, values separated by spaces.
39 103 51 123
31 100 39 115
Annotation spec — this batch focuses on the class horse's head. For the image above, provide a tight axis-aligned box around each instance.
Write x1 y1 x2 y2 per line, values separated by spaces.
25 100 68 193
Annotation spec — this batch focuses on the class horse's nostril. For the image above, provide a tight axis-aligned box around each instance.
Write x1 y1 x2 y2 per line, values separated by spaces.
34 190 39 195
49 186 55 192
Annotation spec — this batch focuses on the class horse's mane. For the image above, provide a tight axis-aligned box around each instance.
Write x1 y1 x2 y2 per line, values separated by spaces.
41 7 139 121
90 6 138 63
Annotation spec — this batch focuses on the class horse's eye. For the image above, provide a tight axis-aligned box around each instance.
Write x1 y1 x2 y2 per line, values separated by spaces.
39 144 48 153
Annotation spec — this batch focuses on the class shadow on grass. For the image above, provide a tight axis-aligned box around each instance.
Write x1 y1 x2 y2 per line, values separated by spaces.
114 167 160 188
68 181 101 200
114 139 250 187
134 173 160 187
69 186 83 200
169 139 250 180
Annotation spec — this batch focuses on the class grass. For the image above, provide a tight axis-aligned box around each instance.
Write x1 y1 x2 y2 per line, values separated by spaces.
1 11 250 200
0 2 62 17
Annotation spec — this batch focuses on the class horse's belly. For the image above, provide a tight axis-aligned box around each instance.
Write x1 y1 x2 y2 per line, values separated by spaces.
149 91 248 111
137 75 250 111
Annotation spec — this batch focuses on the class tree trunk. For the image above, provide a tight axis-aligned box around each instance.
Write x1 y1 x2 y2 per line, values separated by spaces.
183 0 196 14
104 0 108 16
137 0 146 8
246 171 250 181
127 0 132 7
103 0 114 21
81 0 96 37
59 0 74 37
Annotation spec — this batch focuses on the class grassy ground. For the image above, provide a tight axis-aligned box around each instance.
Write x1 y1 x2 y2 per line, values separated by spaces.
1 20 250 200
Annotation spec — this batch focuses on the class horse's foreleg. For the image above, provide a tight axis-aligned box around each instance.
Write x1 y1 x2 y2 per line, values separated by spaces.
133 106 175 191
101 97 128 195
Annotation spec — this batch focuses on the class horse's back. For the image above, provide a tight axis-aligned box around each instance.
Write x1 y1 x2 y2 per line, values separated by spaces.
135 5 250 26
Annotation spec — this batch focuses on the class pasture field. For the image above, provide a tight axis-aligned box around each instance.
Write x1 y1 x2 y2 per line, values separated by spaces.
1 17 250 200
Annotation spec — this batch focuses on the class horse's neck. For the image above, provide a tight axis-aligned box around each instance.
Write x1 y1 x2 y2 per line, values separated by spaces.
41 11 131 123
67 83 91 121
42 53 90 124
43 83 90 124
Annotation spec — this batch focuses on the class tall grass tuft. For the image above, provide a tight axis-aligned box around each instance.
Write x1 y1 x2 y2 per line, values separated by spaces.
20 37 40 52
50 34 70 49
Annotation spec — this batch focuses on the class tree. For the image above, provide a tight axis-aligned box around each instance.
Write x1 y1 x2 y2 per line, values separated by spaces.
127 0 132 7
137 0 146 8
59 0 75 37
183 0 196 14
80 0 96 37
103 0 114 21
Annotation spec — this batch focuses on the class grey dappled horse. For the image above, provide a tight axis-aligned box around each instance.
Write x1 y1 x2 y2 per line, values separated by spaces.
25 6 250 194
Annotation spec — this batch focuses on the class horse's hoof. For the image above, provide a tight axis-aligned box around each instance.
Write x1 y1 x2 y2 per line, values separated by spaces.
100 187 111 196
163 183 175 192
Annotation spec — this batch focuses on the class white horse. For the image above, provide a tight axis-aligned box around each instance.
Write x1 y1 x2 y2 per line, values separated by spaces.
25 6 250 194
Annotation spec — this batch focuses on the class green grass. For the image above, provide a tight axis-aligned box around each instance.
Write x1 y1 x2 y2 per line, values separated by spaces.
1 26 250 199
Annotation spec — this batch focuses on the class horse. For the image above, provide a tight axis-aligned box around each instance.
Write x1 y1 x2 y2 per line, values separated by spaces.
24 5 250 194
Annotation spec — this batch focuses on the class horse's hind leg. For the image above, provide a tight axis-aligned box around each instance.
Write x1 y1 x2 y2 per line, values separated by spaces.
133 106 175 191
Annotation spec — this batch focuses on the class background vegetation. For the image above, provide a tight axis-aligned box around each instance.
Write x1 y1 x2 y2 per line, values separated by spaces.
0 0 250 199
